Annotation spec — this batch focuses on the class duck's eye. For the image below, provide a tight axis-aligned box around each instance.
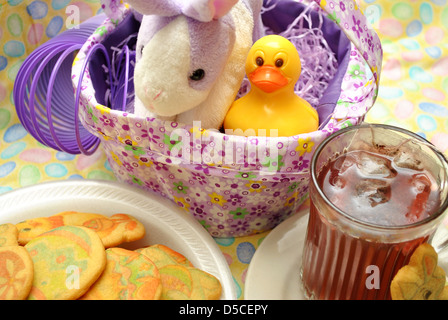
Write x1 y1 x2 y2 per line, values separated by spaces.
190 69 205 81
275 59 284 68
256 57 264 66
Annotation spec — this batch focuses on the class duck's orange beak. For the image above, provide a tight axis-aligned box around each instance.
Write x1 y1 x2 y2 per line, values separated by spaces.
248 65 289 93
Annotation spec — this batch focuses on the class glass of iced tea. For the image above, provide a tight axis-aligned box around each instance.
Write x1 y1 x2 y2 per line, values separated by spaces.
300 123 448 300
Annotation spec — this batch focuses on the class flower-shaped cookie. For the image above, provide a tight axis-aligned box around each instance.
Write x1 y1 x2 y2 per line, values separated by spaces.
391 243 448 300
0 246 34 300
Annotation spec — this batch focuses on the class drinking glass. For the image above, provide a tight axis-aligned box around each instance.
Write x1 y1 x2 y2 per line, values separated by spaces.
300 123 448 300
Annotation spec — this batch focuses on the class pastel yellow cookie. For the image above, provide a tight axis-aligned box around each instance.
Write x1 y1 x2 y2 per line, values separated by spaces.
16 215 65 245
80 247 162 300
0 223 19 247
0 246 34 300
159 265 222 300
136 244 194 268
391 243 448 300
25 225 106 300
17 211 145 248
56 211 146 248
136 244 221 300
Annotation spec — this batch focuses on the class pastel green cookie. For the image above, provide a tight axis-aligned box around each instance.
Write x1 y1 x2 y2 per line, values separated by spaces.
159 265 222 300
25 226 106 300
80 247 162 300
136 244 194 268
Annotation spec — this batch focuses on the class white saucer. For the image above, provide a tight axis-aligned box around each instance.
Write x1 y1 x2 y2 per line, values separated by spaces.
244 210 309 300
245 209 448 300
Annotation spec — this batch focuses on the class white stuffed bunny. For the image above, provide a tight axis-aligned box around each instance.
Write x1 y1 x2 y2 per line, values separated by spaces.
126 0 264 130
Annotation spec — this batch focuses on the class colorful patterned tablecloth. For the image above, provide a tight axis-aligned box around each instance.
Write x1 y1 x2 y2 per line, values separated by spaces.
1 0 448 300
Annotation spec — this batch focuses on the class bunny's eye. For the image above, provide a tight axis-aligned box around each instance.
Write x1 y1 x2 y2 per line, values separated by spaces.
140 46 144 55
190 69 205 81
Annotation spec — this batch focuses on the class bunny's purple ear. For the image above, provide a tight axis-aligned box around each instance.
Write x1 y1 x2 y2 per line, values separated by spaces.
125 0 238 21
183 0 239 21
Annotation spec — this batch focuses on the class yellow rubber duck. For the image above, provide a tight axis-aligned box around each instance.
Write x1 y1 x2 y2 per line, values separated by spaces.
223 35 319 137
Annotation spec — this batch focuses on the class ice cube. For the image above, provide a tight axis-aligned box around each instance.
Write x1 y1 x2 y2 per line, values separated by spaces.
333 153 356 174
411 173 431 194
327 154 357 189
392 145 423 171
356 151 396 178
406 173 432 222
329 174 346 189
355 179 391 207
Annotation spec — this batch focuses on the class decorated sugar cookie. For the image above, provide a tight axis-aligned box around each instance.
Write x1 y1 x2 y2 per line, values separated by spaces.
0 223 19 247
159 264 222 300
136 244 194 268
0 246 34 300
391 243 448 300
25 225 106 300
16 215 64 245
136 244 222 300
58 211 146 248
17 211 145 248
80 247 162 300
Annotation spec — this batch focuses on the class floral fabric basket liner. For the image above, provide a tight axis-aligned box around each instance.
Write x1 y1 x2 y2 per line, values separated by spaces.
72 0 382 237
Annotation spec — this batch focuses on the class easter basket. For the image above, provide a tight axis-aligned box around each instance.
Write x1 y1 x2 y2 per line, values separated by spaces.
64 0 382 237
70 0 382 237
